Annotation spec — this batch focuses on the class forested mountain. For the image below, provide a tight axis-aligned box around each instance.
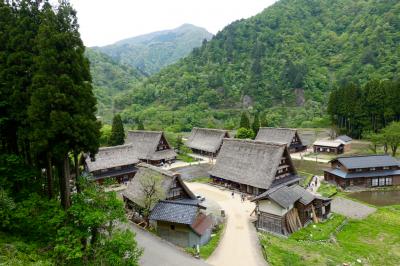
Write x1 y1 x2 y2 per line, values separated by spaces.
93 24 213 75
114 0 400 132
85 48 144 119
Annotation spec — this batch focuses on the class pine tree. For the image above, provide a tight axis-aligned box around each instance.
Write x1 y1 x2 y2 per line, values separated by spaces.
252 113 260 136
239 112 250 129
109 114 125 146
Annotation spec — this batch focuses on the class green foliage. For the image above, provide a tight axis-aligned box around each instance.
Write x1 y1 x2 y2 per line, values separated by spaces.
0 189 15 229
381 122 400 156
239 112 251 129
252 113 260 135
110 0 400 131
328 79 400 138
260 205 400 265
99 124 112 147
109 114 125 146
317 181 338 198
137 119 145 130
235 128 255 139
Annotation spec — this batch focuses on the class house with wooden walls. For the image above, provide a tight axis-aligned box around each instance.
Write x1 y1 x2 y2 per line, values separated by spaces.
255 127 307 153
313 140 344 154
123 163 212 248
252 184 331 235
84 144 139 183
185 127 230 157
209 139 300 195
324 155 400 189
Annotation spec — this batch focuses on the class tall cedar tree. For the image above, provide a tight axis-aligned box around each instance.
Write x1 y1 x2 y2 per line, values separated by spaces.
239 111 250 129
137 119 145 130
252 113 260 136
28 2 100 208
109 114 125 146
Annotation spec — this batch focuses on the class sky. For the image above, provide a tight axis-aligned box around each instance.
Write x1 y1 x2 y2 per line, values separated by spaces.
69 0 277 47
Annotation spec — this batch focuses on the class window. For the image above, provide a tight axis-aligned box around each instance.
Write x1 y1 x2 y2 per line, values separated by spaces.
385 177 393 186
356 168 362 172
379 178 385 186
371 178 378 187
370 167 376 171
170 225 175 230
383 166 390 170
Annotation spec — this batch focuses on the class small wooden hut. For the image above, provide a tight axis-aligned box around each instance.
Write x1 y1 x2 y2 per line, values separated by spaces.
252 184 331 235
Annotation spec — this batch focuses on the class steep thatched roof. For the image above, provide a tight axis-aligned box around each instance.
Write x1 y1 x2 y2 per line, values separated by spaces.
186 127 230 153
209 139 296 189
255 127 298 146
125 130 176 161
85 144 139 172
122 163 195 209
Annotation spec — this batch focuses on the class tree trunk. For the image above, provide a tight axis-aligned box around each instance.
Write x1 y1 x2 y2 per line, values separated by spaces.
60 155 71 209
73 151 81 193
46 153 54 199
392 145 398 157
90 227 98 245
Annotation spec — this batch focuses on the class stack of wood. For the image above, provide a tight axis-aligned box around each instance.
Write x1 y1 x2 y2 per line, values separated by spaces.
286 208 302 234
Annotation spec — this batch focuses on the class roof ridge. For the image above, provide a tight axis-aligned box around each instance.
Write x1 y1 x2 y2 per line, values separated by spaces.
223 138 287 147
337 154 392 159
193 127 228 132
160 200 199 206
98 143 133 151
127 130 163 134
259 127 297 131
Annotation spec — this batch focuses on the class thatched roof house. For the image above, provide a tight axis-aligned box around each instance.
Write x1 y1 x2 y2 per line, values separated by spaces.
122 163 196 211
255 127 306 152
185 127 230 156
85 144 139 182
125 130 177 164
209 139 299 195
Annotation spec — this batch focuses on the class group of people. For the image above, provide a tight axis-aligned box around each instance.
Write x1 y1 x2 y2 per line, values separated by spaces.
231 191 247 202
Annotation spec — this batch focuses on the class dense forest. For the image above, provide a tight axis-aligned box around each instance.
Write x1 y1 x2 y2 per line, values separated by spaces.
327 79 400 138
85 48 144 120
0 1 141 264
111 0 399 132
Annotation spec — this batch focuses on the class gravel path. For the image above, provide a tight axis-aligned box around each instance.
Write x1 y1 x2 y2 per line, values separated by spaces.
331 197 376 219
186 182 267 266
121 222 209 266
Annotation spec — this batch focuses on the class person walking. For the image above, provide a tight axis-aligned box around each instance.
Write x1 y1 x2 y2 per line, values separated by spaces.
231 191 234 198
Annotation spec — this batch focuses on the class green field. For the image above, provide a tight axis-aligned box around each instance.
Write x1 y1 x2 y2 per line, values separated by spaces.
186 224 224 259
259 205 400 266
293 159 326 176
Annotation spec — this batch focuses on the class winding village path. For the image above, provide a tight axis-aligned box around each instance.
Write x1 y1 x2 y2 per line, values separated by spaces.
186 182 267 266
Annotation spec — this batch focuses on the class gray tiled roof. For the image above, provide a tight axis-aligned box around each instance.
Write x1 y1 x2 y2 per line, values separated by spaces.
336 135 352 142
186 127 230 153
253 184 320 208
324 168 400 179
335 155 399 169
149 200 199 225
255 127 298 146
209 139 295 189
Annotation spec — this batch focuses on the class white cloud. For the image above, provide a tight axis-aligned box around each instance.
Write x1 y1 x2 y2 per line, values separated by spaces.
69 0 276 47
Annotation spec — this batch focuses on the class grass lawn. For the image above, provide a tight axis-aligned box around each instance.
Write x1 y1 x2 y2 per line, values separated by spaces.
187 176 211 183
259 205 400 266
177 153 196 163
317 181 338 197
293 159 326 176
186 224 224 259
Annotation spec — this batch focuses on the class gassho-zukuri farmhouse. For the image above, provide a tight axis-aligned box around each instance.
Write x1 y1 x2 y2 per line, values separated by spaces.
209 139 300 195
255 127 307 153
84 130 176 183
185 127 230 157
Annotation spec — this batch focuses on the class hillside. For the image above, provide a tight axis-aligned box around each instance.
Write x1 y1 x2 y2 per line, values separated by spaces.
94 24 213 75
85 48 144 120
114 0 400 131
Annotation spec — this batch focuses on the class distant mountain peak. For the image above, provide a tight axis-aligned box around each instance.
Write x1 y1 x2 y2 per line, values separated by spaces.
93 24 213 75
